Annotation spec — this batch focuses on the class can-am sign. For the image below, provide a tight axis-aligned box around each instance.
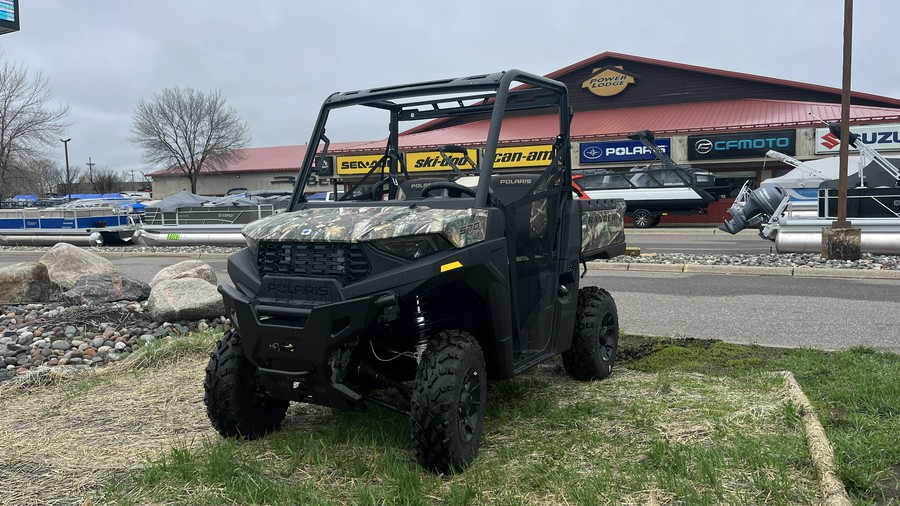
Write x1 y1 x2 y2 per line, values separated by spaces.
579 138 671 164
688 130 795 160
815 123 900 154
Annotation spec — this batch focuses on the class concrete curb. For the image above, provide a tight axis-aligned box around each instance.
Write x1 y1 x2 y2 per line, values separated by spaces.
683 264 794 276
588 261 900 279
626 263 685 273
793 267 900 279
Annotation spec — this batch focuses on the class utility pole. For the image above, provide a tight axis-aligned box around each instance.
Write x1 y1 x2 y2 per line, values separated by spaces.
822 0 861 260
836 0 853 226
60 138 72 199
86 157 96 193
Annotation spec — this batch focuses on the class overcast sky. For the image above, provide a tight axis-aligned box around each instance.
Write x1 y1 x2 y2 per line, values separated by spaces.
2 0 899 179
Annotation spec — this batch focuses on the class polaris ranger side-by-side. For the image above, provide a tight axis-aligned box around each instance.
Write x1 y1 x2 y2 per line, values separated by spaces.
204 70 627 472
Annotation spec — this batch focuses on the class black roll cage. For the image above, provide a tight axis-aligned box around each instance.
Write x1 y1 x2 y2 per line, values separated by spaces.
289 70 572 211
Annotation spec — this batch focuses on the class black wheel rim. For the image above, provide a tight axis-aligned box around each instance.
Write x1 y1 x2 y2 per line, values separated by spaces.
598 312 617 362
457 367 483 443
248 368 275 408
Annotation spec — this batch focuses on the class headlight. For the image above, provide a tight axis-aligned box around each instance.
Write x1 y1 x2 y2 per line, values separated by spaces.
370 234 452 260
244 234 259 261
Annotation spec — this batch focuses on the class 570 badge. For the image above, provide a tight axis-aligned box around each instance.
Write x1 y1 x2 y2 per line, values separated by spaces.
458 221 483 235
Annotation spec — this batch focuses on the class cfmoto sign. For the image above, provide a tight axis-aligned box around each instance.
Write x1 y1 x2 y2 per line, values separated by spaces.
688 130 795 160
694 139 713 155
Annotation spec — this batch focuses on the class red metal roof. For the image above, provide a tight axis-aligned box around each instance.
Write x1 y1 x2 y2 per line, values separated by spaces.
150 100 900 176
381 99 900 151
569 99 900 139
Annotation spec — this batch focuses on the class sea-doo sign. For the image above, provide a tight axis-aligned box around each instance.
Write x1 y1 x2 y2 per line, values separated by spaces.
815 123 900 154
336 154 386 175
579 139 671 164
688 130 795 160
581 66 637 97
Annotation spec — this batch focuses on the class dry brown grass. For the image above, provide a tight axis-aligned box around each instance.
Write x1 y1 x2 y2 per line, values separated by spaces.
0 355 216 506
0 354 835 505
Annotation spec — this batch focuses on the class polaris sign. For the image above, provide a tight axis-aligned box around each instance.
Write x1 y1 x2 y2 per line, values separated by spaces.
688 130 795 160
579 138 671 164
815 123 900 154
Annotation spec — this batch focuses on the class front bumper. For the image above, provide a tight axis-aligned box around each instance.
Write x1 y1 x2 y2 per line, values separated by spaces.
220 282 398 410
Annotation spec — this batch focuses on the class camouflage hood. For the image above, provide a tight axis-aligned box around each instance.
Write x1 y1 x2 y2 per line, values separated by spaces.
242 205 490 248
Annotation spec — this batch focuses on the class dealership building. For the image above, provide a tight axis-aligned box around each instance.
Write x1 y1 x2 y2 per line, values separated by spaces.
148 52 900 224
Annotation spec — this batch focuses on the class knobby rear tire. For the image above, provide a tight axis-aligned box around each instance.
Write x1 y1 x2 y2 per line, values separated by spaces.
562 286 619 381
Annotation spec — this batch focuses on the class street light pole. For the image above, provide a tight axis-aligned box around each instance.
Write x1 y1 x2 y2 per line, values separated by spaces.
60 138 72 199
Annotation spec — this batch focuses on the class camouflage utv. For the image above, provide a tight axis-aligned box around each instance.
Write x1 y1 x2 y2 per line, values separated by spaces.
204 70 627 472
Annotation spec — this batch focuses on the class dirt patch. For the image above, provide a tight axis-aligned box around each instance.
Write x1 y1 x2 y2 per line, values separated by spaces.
876 464 900 505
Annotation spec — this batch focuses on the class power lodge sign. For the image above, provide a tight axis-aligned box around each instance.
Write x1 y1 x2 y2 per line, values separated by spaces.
581 66 637 97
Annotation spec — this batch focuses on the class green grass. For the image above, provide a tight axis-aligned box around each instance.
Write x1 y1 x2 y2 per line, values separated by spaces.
91 333 899 505
621 335 900 505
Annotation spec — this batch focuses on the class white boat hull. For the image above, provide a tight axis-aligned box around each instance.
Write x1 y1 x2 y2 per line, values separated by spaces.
774 218 900 254
134 227 246 246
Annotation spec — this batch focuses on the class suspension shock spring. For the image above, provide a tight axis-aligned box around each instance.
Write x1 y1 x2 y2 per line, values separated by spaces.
412 294 431 363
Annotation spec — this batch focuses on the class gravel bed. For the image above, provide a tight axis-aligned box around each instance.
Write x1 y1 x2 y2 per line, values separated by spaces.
0 300 230 383
0 244 241 255
3 245 898 270
602 252 900 270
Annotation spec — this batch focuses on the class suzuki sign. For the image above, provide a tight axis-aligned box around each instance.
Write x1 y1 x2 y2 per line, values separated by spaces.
815 123 900 154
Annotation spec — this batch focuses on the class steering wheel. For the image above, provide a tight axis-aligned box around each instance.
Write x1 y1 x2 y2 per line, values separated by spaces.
420 181 477 198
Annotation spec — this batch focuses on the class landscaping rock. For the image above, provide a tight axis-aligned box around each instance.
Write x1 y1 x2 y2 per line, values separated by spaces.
38 243 116 290
147 278 225 322
149 259 217 288
0 262 51 303
61 273 151 305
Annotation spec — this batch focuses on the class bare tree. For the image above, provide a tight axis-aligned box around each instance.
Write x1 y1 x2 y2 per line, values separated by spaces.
130 87 250 193
26 157 61 195
91 166 123 194
1 163 40 197
0 52 70 200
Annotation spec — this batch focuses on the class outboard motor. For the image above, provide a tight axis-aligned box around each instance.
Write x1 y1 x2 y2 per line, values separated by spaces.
719 185 786 234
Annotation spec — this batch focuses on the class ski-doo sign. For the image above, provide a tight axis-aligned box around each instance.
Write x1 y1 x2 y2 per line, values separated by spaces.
815 123 900 154
580 139 671 164
688 130 795 160
406 149 479 173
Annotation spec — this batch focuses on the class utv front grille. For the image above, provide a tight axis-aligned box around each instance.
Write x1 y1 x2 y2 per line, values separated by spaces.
258 242 370 284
